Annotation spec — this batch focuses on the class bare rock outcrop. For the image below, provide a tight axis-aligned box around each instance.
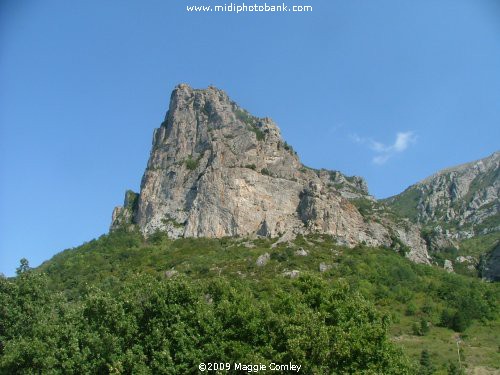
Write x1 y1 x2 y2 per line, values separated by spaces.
385 151 500 240
479 241 500 281
111 84 431 263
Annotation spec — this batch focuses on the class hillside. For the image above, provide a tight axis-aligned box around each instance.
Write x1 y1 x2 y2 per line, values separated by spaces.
2 230 496 373
384 151 499 236
2 85 499 374
384 152 500 279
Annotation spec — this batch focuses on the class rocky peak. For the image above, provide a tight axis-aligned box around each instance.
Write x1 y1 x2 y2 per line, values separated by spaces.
111 84 430 264
385 151 500 240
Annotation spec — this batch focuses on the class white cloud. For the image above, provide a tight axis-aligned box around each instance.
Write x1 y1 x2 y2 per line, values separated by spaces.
369 140 388 153
350 133 365 144
351 131 416 165
372 154 391 165
393 132 414 152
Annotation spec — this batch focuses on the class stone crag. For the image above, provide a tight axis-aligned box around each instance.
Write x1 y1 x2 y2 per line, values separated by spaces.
480 241 500 281
384 150 499 276
385 151 500 240
112 84 432 263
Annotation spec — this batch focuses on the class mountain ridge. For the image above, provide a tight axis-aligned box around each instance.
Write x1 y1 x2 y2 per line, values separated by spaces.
420 151 500 183
384 150 499 239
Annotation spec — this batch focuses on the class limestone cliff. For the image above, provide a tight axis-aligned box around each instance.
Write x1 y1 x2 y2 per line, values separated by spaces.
111 84 430 264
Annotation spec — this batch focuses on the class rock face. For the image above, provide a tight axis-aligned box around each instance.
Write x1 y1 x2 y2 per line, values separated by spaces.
385 152 500 240
111 84 431 263
443 259 454 273
256 253 270 267
480 241 500 281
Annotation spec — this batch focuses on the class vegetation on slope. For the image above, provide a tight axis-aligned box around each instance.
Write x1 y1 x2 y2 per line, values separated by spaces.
1 231 499 374
383 187 422 223
1 263 412 373
383 181 499 277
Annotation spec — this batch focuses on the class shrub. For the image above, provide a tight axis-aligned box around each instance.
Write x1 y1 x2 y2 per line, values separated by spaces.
419 349 434 375
420 318 430 335
185 156 198 171
251 126 265 141
261 168 271 176
440 309 470 332
283 141 294 153
405 302 417 316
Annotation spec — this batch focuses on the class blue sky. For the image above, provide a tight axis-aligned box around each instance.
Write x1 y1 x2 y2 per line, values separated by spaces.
1 0 499 276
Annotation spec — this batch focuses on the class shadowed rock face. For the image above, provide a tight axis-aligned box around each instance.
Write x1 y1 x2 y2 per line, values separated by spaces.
111 84 430 264
480 241 500 281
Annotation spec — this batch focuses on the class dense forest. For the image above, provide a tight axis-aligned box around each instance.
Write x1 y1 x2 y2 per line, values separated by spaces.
1 230 499 374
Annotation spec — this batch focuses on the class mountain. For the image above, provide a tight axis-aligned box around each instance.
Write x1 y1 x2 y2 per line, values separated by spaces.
111 84 430 263
384 151 500 279
3 85 499 374
385 151 499 239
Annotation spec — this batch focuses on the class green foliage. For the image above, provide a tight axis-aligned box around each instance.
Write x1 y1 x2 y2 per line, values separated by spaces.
434 247 459 264
251 126 265 141
383 187 421 222
245 164 256 170
124 190 139 211
412 318 430 336
435 273 497 331
406 302 417 316
460 232 500 258
475 212 500 234
7 233 499 372
282 141 295 154
419 349 434 375
390 235 412 257
260 168 271 176
234 108 265 141
0 269 414 374
447 361 465 375
234 108 254 125
185 155 199 171
420 318 430 335
350 197 376 218
15 258 30 275
161 215 184 228
440 309 469 332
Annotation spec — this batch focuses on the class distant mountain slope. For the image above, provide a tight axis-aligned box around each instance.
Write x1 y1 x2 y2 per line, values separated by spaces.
384 151 499 279
385 151 499 239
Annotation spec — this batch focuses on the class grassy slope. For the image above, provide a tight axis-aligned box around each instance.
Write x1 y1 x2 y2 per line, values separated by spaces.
37 230 500 373
382 187 421 222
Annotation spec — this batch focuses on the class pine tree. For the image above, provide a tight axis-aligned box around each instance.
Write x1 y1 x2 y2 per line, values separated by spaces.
419 349 434 375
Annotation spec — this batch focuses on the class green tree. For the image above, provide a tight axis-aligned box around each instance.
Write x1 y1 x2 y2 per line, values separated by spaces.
419 349 434 375
447 361 465 375
0 273 417 374
420 318 430 335
15 258 30 275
